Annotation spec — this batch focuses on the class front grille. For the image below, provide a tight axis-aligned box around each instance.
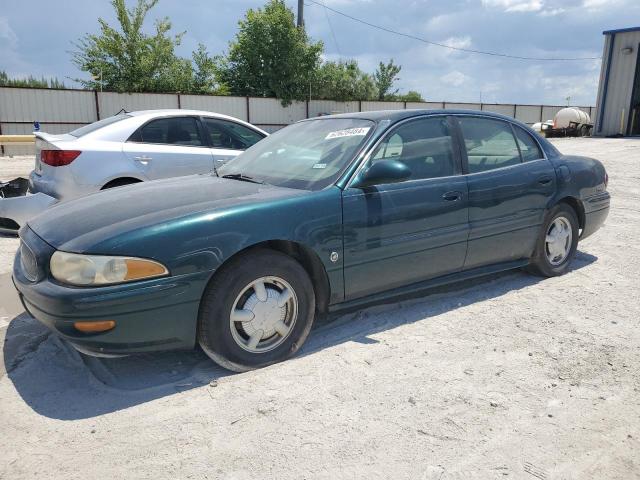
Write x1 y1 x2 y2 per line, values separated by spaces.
20 241 39 282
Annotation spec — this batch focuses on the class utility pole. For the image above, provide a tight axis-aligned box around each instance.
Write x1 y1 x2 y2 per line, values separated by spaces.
297 0 304 27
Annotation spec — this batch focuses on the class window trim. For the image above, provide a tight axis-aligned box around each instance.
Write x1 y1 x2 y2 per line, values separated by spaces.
346 115 463 188
126 115 209 148
451 114 548 176
200 116 266 151
511 123 545 162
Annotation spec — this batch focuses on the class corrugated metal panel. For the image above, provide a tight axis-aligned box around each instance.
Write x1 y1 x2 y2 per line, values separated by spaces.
444 103 482 110
541 106 564 122
361 101 404 111
593 35 611 134
482 104 516 117
248 98 306 125
308 100 359 117
406 102 442 110
97 92 179 118
179 95 248 121
515 105 543 124
0 87 96 122
596 30 640 135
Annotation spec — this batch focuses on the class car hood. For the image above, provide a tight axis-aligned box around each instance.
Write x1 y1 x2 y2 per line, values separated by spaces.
28 175 306 251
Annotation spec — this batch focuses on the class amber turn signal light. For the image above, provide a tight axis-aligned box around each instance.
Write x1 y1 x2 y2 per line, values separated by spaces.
73 320 116 333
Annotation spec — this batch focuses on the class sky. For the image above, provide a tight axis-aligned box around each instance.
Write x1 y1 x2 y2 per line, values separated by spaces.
1 0 638 106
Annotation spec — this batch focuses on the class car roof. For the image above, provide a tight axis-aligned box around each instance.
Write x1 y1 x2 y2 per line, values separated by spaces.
127 109 267 135
312 108 522 125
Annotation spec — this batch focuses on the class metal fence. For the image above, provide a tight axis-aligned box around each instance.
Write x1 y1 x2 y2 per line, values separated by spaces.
0 86 596 156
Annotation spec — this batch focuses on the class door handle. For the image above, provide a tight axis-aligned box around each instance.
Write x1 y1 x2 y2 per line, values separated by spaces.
538 176 552 185
134 155 152 164
442 191 463 202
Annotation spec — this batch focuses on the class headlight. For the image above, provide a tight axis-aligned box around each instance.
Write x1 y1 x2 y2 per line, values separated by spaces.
50 251 168 286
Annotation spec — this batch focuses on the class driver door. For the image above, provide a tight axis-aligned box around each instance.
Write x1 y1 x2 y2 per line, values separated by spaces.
341 116 469 300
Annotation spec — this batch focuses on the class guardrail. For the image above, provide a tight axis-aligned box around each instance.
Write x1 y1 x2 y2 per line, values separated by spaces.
0 135 35 146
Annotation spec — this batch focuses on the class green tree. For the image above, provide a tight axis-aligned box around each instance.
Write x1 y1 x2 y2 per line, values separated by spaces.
396 90 424 102
192 44 228 95
313 60 376 101
216 0 323 105
374 59 401 101
0 70 66 89
72 0 194 92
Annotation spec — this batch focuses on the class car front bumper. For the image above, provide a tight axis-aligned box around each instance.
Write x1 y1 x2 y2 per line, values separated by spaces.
13 238 212 356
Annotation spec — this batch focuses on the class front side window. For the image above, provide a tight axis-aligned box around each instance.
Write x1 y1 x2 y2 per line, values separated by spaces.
202 118 264 150
218 118 374 190
130 117 203 146
458 117 521 173
369 116 456 180
513 125 543 161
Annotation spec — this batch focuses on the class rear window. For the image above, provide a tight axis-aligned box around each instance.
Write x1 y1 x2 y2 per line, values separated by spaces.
69 114 131 137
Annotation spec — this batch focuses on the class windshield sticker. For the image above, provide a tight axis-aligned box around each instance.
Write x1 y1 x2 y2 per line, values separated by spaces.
325 127 370 140
312 163 327 169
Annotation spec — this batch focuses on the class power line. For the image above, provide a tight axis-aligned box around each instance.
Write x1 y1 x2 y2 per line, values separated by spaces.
319 0 342 57
305 0 601 62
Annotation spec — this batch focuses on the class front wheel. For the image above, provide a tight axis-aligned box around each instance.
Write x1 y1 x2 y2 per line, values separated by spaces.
198 249 315 372
526 204 579 277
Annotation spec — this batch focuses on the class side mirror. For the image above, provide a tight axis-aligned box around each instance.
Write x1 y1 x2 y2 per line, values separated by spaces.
352 159 411 188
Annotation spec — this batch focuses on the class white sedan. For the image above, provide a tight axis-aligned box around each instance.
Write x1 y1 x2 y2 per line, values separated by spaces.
0 109 267 231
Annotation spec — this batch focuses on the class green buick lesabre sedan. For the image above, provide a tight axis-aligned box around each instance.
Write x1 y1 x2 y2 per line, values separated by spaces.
13 110 610 371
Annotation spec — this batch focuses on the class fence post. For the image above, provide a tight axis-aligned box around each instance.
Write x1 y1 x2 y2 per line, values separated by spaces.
539 105 544 123
513 104 517 119
404 101 407 110
246 97 250 123
94 90 101 121
0 122 4 156
177 93 181 109
358 100 362 112
305 99 309 119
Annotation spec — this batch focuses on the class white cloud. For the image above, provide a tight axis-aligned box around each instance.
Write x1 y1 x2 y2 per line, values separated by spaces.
441 71 470 87
443 36 472 49
482 0 544 12
0 17 18 47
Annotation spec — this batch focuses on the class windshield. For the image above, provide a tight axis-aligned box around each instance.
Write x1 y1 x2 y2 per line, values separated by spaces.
69 114 131 137
218 118 375 190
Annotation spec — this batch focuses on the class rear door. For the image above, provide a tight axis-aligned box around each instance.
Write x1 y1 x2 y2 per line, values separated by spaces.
342 116 469 300
123 116 213 179
454 116 556 269
201 117 266 170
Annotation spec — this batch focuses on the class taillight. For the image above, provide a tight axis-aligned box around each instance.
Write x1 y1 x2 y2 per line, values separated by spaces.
40 150 81 167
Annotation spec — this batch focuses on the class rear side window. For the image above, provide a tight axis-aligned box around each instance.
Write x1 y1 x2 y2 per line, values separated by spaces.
70 114 131 137
129 117 203 146
370 116 456 181
202 118 264 150
458 117 521 173
513 125 543 161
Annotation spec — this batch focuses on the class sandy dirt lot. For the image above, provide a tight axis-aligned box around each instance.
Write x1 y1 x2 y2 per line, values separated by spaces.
0 139 638 480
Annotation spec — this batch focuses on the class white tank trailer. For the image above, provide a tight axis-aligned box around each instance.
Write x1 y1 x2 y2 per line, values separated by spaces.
543 107 593 137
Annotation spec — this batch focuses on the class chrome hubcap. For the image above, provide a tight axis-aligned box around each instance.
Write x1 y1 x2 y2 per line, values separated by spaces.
229 276 298 353
545 216 572 266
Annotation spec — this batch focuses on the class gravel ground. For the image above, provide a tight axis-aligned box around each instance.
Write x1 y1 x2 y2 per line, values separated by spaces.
0 138 639 480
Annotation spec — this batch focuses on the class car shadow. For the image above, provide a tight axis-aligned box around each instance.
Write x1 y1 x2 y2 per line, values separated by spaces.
3 251 597 420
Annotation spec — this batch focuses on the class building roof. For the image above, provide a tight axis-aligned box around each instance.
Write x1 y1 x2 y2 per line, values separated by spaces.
603 26 640 35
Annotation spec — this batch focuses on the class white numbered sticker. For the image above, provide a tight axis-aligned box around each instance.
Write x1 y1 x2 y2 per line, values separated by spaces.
325 127 370 140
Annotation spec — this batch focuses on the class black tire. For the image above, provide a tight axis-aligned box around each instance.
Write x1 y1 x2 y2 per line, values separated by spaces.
579 125 590 137
526 203 579 277
198 249 315 372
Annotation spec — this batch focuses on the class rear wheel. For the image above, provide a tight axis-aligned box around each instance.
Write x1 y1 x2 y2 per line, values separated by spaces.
198 249 315 372
579 124 590 137
527 203 579 277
